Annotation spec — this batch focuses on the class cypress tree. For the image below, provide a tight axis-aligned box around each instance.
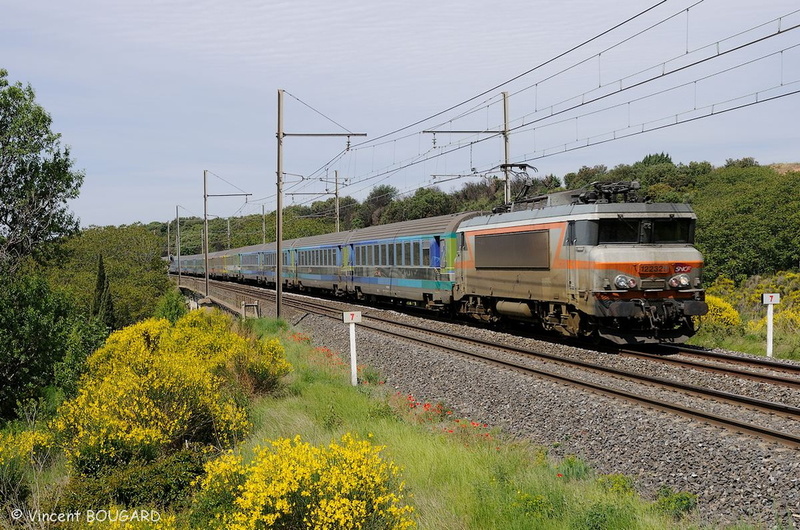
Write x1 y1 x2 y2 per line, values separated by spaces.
91 254 115 329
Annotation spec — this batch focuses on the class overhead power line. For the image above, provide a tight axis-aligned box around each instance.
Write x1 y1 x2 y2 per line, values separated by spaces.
350 1 669 150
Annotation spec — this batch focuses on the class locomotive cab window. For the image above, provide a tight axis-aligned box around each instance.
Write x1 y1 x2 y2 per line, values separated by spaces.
653 219 694 243
598 219 638 243
596 218 695 244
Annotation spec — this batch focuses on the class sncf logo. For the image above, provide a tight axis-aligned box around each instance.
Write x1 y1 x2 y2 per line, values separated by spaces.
674 264 692 273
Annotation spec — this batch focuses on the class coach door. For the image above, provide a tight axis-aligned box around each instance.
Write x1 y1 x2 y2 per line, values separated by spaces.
566 221 579 301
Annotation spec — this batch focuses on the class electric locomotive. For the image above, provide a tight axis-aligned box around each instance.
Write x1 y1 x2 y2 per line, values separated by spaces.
453 182 708 344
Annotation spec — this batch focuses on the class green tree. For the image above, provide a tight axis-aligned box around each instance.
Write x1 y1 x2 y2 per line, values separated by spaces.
693 165 800 281
724 156 759 168
380 187 454 223
563 165 608 189
153 287 188 324
451 180 499 211
355 185 397 227
48 225 170 327
0 69 84 272
0 273 73 419
641 152 673 166
91 254 115 329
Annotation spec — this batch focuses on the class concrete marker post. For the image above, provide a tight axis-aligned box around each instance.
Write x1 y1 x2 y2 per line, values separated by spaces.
343 311 362 385
762 293 781 358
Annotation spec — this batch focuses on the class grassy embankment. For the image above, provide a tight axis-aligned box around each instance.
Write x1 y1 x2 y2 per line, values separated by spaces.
241 318 704 529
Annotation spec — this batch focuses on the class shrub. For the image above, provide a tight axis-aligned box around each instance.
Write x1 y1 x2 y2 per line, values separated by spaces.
0 430 53 505
574 502 634 530
60 447 208 512
700 294 742 332
556 454 592 480
655 485 698 518
596 473 636 497
775 308 800 333
0 274 74 419
192 433 415 529
153 287 188 324
51 311 290 475
513 490 565 520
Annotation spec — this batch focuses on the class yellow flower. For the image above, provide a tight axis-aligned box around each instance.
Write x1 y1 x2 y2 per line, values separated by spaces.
50 310 291 473
196 433 415 529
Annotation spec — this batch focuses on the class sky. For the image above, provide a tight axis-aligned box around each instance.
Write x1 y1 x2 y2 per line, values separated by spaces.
2 0 799 228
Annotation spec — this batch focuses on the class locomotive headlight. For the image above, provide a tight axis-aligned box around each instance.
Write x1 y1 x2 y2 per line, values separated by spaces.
668 274 691 288
614 275 637 289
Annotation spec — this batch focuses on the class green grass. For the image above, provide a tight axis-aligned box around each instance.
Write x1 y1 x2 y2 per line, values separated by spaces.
689 329 800 360
241 318 704 529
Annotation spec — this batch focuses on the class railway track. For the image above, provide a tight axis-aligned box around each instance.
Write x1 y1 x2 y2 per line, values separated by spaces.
177 276 800 449
617 347 800 389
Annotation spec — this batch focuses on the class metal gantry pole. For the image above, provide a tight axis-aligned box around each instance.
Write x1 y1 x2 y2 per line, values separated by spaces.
276 89 284 319
275 89 366 319
335 170 340 233
176 205 181 287
203 169 210 297
502 91 511 205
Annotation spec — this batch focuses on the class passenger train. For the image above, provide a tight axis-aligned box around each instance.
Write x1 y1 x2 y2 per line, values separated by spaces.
170 181 708 344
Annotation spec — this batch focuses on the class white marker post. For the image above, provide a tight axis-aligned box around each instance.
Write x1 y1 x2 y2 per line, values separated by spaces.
343 311 362 385
762 293 781 358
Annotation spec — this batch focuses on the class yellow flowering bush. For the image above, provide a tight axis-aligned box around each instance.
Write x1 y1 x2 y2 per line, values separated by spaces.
700 294 742 331
0 430 53 502
52 311 290 475
193 433 415 529
0 430 53 467
775 308 800 333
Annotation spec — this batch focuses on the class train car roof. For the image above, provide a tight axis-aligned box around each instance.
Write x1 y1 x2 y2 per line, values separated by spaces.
209 212 482 256
345 211 480 244
459 202 697 229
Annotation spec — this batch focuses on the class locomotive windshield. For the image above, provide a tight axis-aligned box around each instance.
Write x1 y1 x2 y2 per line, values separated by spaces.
576 218 695 245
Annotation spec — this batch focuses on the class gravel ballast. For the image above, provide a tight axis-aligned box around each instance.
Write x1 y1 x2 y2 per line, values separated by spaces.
282 304 800 529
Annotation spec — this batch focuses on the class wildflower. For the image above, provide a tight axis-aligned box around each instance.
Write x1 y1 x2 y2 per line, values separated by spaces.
196 433 415 529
